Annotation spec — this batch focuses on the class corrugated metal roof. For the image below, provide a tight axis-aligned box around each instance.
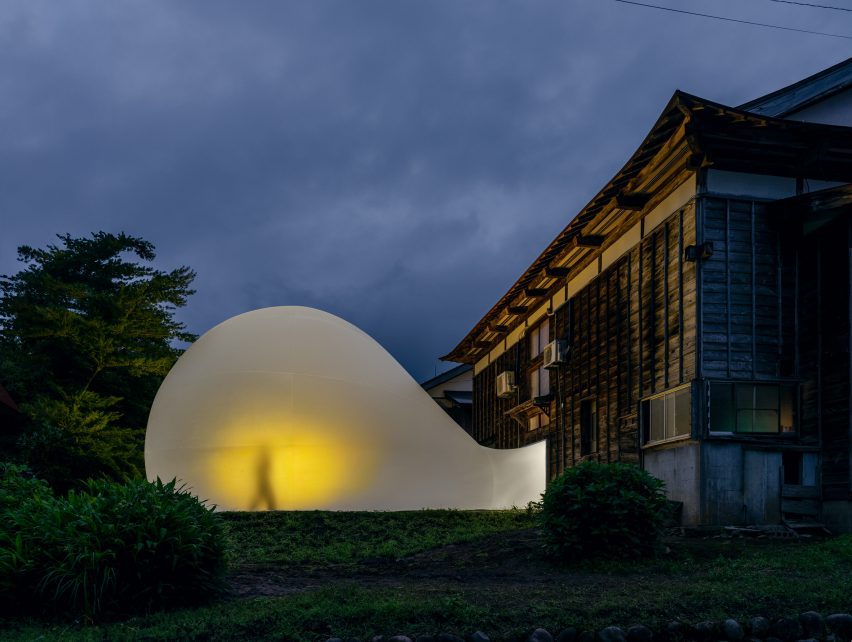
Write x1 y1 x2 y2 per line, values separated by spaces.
739 57 852 117
444 390 472 405
419 363 472 390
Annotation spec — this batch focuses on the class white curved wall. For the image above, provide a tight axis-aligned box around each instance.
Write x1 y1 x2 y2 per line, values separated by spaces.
145 306 545 511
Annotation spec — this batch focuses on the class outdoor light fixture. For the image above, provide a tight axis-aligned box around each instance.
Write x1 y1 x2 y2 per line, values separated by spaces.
145 306 546 511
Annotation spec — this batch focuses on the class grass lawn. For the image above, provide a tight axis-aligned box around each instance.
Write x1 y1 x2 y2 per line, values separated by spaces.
3 510 852 642
220 509 538 567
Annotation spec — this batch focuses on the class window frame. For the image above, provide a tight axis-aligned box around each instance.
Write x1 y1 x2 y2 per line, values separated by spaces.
525 318 552 431
526 318 551 402
580 397 597 456
528 317 550 360
707 380 798 437
641 382 693 447
529 364 550 400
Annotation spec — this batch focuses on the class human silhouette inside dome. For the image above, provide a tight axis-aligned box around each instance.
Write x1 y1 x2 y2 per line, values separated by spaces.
249 447 276 511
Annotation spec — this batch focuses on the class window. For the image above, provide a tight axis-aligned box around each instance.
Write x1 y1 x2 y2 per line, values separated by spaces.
528 319 550 399
528 318 551 430
530 365 550 399
580 398 597 456
643 385 691 444
709 382 796 434
528 318 550 358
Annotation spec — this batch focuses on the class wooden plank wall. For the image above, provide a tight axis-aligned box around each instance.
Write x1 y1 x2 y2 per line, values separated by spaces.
472 204 698 480
701 198 797 381
701 196 850 497
471 195 851 501
700 197 830 436
799 233 820 444
559 204 697 478
798 217 850 499
471 343 520 448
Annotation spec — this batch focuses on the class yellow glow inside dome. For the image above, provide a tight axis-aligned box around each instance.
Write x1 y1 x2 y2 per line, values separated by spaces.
196 418 378 510
145 306 545 511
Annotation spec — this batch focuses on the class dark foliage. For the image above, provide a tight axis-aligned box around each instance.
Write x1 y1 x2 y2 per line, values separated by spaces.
0 232 195 488
0 470 226 619
0 462 50 512
539 461 669 562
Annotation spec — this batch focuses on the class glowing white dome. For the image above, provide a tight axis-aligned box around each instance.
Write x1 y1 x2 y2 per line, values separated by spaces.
145 306 545 511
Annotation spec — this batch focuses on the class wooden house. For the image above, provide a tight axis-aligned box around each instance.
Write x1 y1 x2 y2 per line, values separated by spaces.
442 58 852 532
421 364 473 432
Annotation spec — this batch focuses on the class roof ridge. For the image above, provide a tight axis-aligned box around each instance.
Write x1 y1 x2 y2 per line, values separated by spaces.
739 57 852 117
442 91 852 363
420 363 472 387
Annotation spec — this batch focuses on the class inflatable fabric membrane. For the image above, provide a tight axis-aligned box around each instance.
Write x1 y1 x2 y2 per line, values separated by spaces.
145 306 546 511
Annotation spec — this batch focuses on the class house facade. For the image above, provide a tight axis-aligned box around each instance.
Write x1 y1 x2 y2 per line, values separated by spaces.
443 59 852 532
420 364 473 432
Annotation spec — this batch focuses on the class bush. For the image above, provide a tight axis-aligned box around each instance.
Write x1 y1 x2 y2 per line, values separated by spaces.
0 463 54 600
0 462 51 513
540 461 669 562
0 475 226 618
18 391 142 492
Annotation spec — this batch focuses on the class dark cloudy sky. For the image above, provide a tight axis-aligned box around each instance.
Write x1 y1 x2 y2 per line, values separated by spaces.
1 1 848 381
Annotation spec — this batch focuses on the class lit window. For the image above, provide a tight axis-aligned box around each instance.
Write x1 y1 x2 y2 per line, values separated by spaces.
529 318 550 358
526 319 551 432
710 382 796 434
643 385 691 444
528 366 550 431
530 365 550 399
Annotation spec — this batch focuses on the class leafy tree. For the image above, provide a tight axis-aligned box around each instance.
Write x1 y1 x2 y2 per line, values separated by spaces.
0 232 195 488
17 391 141 488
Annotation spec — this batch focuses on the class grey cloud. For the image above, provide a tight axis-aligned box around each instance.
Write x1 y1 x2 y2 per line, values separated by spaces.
0 0 848 380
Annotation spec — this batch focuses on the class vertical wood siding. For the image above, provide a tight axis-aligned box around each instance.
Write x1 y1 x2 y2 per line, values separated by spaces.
701 198 796 380
472 343 521 448
798 218 850 499
471 204 697 479
700 196 849 499
468 193 850 507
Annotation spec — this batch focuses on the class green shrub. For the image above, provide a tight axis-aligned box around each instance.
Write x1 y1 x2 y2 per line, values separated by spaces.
540 461 669 563
1 477 226 618
18 391 142 492
0 463 54 600
0 462 51 514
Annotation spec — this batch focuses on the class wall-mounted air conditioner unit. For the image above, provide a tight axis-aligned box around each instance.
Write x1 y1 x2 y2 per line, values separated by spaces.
496 371 516 398
542 340 568 369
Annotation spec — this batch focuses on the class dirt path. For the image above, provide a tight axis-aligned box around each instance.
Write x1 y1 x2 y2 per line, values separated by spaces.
226 528 640 598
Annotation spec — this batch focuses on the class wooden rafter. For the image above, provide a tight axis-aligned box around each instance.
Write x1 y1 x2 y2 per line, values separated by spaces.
569 235 605 249
615 192 652 211
545 266 571 278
